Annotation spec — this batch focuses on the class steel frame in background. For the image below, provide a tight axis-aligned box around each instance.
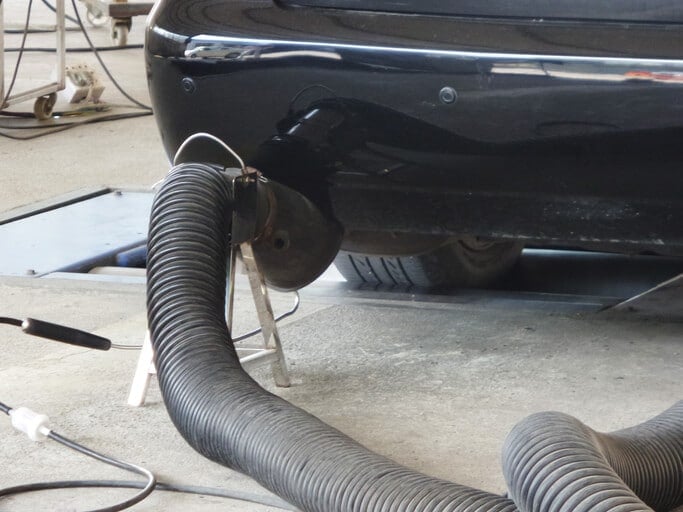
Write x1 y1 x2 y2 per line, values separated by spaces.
0 0 66 111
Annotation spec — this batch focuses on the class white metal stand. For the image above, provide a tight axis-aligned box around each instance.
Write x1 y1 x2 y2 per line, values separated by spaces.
1 0 66 118
127 242 290 407
238 242 291 387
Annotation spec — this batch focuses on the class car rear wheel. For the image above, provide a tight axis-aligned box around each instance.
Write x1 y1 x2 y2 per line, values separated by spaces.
335 238 523 289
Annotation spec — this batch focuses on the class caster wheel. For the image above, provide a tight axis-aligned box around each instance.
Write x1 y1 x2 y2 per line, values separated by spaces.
111 23 129 47
33 93 57 121
86 8 109 27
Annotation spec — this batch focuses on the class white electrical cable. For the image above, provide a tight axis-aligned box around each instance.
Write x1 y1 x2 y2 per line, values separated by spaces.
172 132 246 170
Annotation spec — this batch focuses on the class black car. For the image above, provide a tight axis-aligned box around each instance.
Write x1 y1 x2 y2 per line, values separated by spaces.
146 0 683 289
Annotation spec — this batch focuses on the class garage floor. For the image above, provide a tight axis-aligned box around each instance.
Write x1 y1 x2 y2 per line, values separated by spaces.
1 277 681 511
1 3 681 511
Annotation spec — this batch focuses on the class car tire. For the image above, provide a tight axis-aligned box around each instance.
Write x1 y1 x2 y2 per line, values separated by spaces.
334 238 523 289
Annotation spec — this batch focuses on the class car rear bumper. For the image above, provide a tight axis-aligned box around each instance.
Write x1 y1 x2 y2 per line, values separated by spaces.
146 0 683 249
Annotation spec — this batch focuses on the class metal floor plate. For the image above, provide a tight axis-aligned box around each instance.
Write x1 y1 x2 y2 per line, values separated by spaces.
0 190 153 277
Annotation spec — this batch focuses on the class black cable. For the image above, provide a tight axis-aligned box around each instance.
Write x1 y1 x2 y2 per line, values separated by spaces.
0 400 155 512
2 0 33 108
41 0 79 25
0 110 152 140
0 307 299 508
109 291 301 350
0 110 39 118
0 317 23 327
47 432 156 512
1 305 297 510
3 26 81 34
233 292 301 342
0 480 296 510
2 296 300 350
0 109 134 127
0 101 135 118
1 398 295 510
68 0 152 111
0 108 111 119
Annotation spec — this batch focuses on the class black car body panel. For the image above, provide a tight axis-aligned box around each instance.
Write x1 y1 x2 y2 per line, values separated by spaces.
146 0 683 252
281 0 683 23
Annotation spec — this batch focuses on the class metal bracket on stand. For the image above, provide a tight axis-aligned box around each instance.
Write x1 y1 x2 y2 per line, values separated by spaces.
225 169 290 387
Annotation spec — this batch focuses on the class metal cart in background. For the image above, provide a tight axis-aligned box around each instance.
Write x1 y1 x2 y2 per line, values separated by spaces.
0 0 66 119
80 0 154 46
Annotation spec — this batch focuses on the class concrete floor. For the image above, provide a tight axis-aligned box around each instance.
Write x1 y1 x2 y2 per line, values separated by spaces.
1 3 681 511
1 277 681 511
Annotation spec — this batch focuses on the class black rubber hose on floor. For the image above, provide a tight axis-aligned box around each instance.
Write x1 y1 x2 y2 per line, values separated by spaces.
503 406 683 512
146 163 683 512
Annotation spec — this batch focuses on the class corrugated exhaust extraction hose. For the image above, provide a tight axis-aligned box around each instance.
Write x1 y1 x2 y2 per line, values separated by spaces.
147 163 682 512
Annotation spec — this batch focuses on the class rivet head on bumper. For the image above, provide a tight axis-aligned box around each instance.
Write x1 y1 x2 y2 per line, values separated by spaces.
181 77 197 94
439 86 457 104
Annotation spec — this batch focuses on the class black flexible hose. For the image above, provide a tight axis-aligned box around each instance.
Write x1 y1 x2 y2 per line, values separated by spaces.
146 163 515 512
146 162 682 512
503 406 683 512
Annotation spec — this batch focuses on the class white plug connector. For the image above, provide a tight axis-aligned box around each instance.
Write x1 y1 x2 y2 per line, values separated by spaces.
9 407 51 442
